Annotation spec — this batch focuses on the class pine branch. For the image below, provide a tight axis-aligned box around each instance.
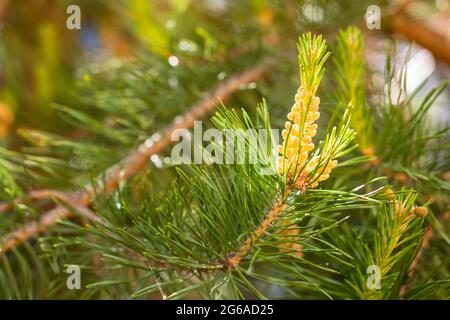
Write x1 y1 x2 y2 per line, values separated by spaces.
71 102 381 299
400 208 450 296
224 193 289 269
0 58 274 257
334 26 449 193
361 190 427 299
333 26 373 155
224 34 355 271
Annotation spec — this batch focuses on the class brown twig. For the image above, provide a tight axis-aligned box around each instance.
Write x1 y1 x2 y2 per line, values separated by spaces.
384 12 450 66
224 194 288 269
0 58 274 257
0 189 70 213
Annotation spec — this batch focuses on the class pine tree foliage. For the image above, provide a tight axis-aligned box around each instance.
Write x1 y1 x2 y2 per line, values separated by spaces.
0 22 448 299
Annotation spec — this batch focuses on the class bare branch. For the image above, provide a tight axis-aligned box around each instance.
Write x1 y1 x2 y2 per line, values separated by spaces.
385 12 450 66
0 189 70 213
224 194 288 269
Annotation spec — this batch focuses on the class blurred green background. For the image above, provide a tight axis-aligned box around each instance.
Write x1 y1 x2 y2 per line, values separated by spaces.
0 0 449 146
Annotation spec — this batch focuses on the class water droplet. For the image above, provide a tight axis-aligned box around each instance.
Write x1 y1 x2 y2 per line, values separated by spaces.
217 71 226 80
247 82 257 89
151 154 163 168
168 55 179 67
152 133 162 142
178 39 197 52
165 20 176 29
